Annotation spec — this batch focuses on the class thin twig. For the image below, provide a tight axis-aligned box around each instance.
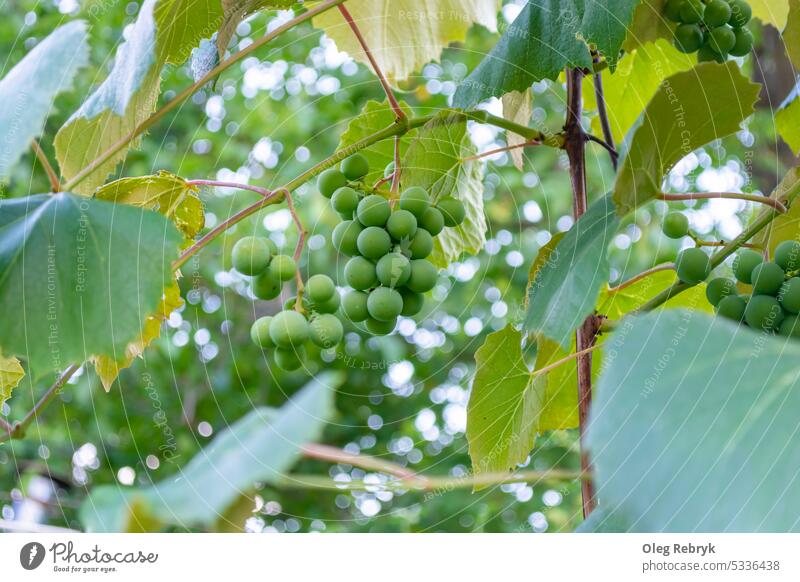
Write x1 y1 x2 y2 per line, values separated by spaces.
282 188 307 307
390 134 401 193
585 134 618 165
696 240 761 249
658 192 787 214
463 140 542 162
607 263 675 294
532 343 603 379
591 53 617 170
301 443 426 484
31 140 60 192
186 179 271 196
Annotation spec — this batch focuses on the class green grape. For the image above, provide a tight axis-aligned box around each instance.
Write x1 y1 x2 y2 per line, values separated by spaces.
252 271 282 300
706 277 736 306
356 226 392 259
384 161 395 179
331 186 360 217
779 315 800 338
774 240 800 271
250 316 275 348
332 220 363 256
744 295 784 331
437 197 466 227
679 0 704 23
366 317 396 335
707 26 736 55
344 256 378 290
419 207 445 236
399 187 431 218
386 210 418 240
274 347 305 371
664 0 685 22
698 43 726 62
356 194 391 227
733 249 763 284
317 168 347 198
269 310 310 348
704 0 732 27
399 288 425 316
367 287 404 321
729 26 753 56
729 0 752 27
376 252 411 287
283 295 310 311
309 313 344 348
312 290 341 314
675 248 710 284
268 254 297 282
778 278 800 314
717 294 746 321
408 228 433 259
674 24 704 53
406 259 438 293
232 236 272 275
340 153 369 181
750 262 785 295
342 290 369 322
662 212 689 239
306 274 336 303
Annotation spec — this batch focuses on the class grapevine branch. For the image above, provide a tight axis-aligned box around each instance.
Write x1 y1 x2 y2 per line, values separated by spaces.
463 140 542 162
658 191 787 213
31 140 60 192
607 263 676 294
591 53 618 170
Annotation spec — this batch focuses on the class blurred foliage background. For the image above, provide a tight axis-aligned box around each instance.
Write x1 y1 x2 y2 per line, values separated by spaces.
0 0 795 532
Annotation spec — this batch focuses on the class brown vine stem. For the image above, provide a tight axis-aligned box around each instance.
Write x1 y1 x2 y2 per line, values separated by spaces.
607 263 676 294
31 140 60 192
564 66 597 517
591 52 617 171
301 443 425 483
658 192 787 214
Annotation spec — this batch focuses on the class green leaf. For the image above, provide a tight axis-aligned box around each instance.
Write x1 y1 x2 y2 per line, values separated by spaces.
784 0 800 69
597 270 713 318
313 0 500 82
613 62 761 215
0 20 89 180
501 89 532 171
751 0 789 29
80 372 341 532
525 195 619 350
621 0 671 52
587 310 800 531
216 0 294 59
776 82 800 156
402 112 487 268
0 193 182 378
756 167 800 255
583 40 695 146
454 0 641 108
54 0 224 194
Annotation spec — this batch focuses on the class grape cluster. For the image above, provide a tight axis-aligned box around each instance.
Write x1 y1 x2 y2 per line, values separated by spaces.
665 0 753 61
318 153 466 336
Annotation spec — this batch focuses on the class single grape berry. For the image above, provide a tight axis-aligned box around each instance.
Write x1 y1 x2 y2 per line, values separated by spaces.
662 212 689 239
729 27 753 56
232 236 272 275
750 262 785 296
707 26 736 55
344 256 378 290
309 313 344 348
331 186 360 217
317 168 347 198
274 347 304 371
384 161 395 179
376 252 411 287
729 0 752 27
664 0 684 22
250 316 275 348
408 228 434 259
774 240 800 272
252 271 282 300
342 290 369 322
399 187 431 218
717 295 746 321
406 259 438 293
779 315 800 338
268 254 297 283
269 310 310 348
704 0 732 27
744 295 784 331
356 195 391 227
675 248 710 284
706 277 736 306
778 278 800 314
332 220 363 256
366 317 395 336
419 207 445 236
674 24 704 53
386 210 418 240
312 290 340 314
399 288 425 316
340 153 369 181
306 274 336 303
679 0 705 23
367 287 404 321
437 197 466 227
284 295 310 312
733 249 763 284
356 226 392 260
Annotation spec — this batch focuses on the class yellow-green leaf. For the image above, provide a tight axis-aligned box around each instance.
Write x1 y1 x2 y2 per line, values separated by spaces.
501 89 532 171
751 0 789 29
0 354 24 405
784 0 800 69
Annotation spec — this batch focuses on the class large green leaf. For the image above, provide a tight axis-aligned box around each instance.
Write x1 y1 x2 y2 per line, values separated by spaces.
621 0 670 51
216 0 294 59
776 82 800 156
785 0 800 70
80 372 341 532
525 195 619 350
613 62 760 215
751 0 790 29
0 193 182 378
586 310 800 531
313 0 500 82
597 270 713 318
756 167 800 255
0 21 89 180
54 0 224 194
453 0 641 109
402 112 487 268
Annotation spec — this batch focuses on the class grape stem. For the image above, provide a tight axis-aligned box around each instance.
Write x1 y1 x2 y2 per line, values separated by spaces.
585 134 618 166
606 263 676 294
31 140 61 192
591 51 618 170
462 140 542 162
283 188 307 310
531 343 603 379
658 191 788 213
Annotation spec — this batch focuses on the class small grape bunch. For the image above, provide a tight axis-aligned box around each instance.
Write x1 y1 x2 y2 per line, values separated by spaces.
319 153 466 335
664 0 753 62
231 235 298 300
662 210 713 284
